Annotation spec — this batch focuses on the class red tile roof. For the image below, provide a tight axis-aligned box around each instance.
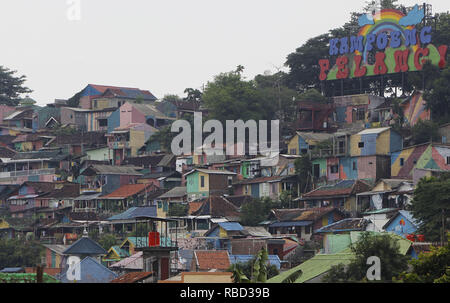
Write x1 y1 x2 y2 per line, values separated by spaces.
194 250 230 271
110 271 153 283
188 201 203 215
192 196 240 218
101 184 157 199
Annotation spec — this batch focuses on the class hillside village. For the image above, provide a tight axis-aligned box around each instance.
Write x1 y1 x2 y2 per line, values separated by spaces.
0 0 450 284
0 82 448 284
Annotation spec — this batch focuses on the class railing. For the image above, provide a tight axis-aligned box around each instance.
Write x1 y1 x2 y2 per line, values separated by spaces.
0 168 56 179
310 148 347 159
108 141 130 149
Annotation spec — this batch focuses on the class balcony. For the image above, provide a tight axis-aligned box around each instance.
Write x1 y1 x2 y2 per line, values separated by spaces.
0 168 56 180
310 147 348 159
108 141 130 149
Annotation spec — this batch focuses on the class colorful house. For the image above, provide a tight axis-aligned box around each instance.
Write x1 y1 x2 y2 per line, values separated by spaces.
391 143 450 179
332 94 385 127
43 244 69 270
400 91 431 127
268 207 344 241
78 164 142 195
107 102 174 133
383 210 421 239
350 127 403 157
185 169 236 201
106 123 157 164
298 180 372 215
287 132 334 156
76 84 157 110
232 176 296 201
295 100 335 132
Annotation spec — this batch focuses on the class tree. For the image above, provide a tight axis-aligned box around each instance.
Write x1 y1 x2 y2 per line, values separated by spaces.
202 69 277 124
294 155 312 194
183 88 203 103
322 232 409 282
97 234 119 250
396 237 450 283
409 173 450 243
67 89 83 108
240 197 276 226
254 72 298 136
161 94 183 104
423 66 450 123
230 248 279 283
410 120 440 145
0 238 44 268
0 66 32 106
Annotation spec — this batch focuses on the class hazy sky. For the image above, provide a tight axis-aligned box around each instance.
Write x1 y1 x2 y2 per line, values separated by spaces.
0 0 448 105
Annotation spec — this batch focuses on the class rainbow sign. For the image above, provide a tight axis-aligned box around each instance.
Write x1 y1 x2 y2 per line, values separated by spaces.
318 5 448 81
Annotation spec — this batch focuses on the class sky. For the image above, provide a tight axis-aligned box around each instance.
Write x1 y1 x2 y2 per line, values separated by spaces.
0 0 448 106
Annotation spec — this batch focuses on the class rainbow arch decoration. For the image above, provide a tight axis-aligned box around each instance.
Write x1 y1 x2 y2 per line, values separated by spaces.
318 7 448 81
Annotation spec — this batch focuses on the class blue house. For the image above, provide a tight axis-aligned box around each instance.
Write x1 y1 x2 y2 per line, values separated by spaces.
383 210 420 239
204 222 244 252
59 256 118 283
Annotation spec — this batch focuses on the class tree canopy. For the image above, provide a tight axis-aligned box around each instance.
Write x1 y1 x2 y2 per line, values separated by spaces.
323 232 409 282
409 173 450 243
0 66 32 106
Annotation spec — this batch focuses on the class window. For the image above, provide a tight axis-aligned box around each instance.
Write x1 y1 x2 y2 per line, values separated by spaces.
447 157 450 165
305 225 311 234
93 100 98 108
290 149 297 155
400 158 405 166
301 149 308 154
330 165 339 174
358 142 364 148
200 176 205 188
356 108 365 121
352 161 357 171
228 177 233 186
443 136 447 144
99 119 108 127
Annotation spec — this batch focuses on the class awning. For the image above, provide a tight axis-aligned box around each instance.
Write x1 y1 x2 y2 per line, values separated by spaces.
74 193 102 201
269 221 313 228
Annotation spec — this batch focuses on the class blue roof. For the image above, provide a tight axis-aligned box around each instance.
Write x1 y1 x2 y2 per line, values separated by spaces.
0 267 24 273
59 257 117 283
229 255 282 269
218 222 244 231
269 221 313 228
107 206 157 221
63 236 107 256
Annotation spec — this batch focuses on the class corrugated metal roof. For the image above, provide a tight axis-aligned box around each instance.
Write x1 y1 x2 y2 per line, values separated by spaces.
218 222 243 231
63 237 107 255
157 187 186 199
269 221 313 228
357 127 391 135
106 206 157 221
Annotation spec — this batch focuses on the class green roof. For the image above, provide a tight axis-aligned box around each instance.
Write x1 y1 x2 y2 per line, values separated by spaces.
0 273 60 283
268 231 412 283
267 253 355 283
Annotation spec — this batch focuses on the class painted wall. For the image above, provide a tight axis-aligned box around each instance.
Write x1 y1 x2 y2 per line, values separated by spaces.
186 171 209 199
391 144 450 179
85 147 112 162
385 214 417 238
401 92 431 127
